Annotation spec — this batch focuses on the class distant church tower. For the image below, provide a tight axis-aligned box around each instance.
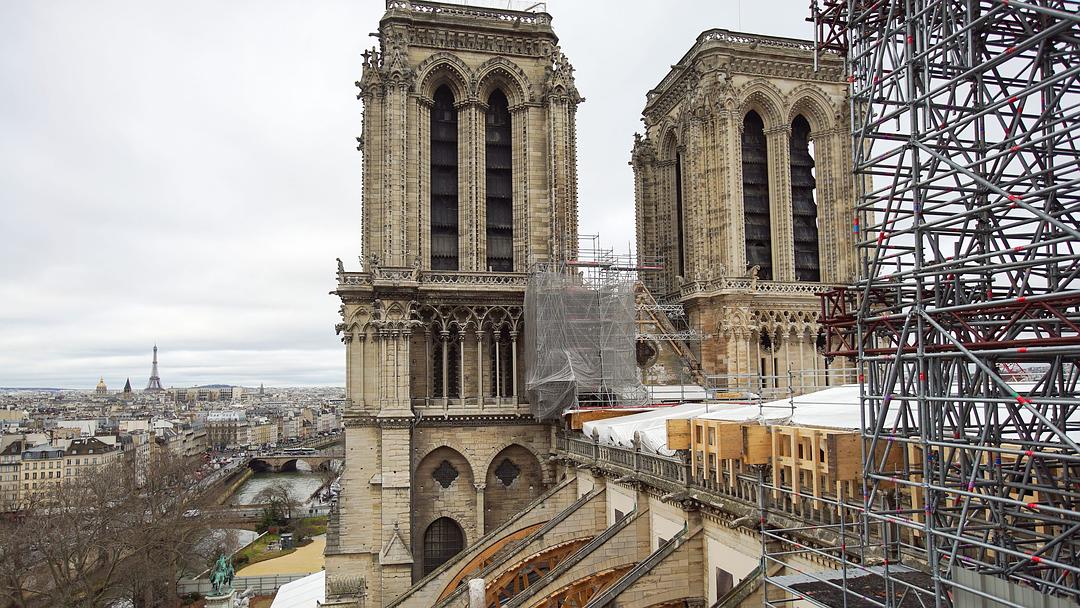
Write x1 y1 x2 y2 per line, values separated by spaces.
145 345 164 392
329 1 581 604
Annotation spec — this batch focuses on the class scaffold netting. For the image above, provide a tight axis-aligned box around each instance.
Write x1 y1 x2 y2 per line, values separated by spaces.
523 272 645 420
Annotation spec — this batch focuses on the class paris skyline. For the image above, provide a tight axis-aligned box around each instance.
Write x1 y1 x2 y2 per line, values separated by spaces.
0 0 817 387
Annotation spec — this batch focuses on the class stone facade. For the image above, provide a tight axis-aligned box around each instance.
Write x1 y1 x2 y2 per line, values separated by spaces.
328 1 581 604
631 30 857 390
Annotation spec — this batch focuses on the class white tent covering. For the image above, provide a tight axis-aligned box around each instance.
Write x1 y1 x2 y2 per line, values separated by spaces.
581 383 1080 455
700 384 864 429
582 386 867 456
269 570 325 608
582 402 726 456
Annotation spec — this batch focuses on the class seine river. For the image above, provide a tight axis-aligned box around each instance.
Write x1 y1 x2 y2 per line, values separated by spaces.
228 470 325 506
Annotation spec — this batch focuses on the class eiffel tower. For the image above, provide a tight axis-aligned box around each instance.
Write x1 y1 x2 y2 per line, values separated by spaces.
145 344 164 392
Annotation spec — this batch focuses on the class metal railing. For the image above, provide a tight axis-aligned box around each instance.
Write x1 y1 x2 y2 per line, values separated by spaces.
177 573 308 596
704 367 857 404
556 433 688 488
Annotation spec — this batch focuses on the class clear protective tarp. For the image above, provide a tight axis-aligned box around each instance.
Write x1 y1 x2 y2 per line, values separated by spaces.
523 272 646 420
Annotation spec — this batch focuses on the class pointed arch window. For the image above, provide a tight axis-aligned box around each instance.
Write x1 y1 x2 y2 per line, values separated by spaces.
790 115 820 281
422 517 464 576
742 111 772 280
431 85 459 270
485 89 513 272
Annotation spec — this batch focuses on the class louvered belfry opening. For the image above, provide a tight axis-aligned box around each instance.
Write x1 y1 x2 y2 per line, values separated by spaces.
430 85 460 270
742 110 772 279
485 89 513 272
790 115 820 281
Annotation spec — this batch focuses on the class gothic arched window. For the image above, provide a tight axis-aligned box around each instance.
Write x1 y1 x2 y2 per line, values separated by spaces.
485 89 513 272
742 111 772 280
422 517 464 576
790 115 820 281
431 85 459 270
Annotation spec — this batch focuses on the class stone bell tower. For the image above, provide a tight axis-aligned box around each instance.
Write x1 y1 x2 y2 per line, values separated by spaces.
326 1 581 605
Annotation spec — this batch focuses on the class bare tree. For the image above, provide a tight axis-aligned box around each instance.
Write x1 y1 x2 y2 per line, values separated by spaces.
254 481 299 522
0 449 213 608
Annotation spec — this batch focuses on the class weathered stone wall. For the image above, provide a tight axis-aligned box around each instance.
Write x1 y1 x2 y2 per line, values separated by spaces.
410 423 551 578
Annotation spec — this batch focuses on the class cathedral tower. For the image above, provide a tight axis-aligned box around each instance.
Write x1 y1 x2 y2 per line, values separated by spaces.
328 2 581 604
631 30 855 391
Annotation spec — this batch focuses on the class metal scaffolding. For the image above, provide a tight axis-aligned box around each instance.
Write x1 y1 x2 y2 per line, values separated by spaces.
763 1 1080 606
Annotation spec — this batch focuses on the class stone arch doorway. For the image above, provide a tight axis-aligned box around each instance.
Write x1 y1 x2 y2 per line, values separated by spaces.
422 516 465 577
484 444 543 533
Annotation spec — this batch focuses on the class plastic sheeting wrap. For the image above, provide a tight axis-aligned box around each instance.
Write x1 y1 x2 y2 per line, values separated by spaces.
524 272 645 420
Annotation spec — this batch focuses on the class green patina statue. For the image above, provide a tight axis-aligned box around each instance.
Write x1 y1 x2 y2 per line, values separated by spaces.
209 554 235 596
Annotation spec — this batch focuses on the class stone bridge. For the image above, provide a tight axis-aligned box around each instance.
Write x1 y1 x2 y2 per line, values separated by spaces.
247 449 344 473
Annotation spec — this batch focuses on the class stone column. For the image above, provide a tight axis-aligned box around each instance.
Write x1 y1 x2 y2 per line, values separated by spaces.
495 334 502 404
511 104 529 271
545 95 578 263
510 331 518 403
416 96 433 267
359 80 384 265
686 115 707 280
458 332 466 402
458 100 485 271
383 80 410 267
441 331 450 407
476 330 484 407
424 328 432 403
358 334 367 407
377 331 387 408
344 331 354 405
474 482 486 534
765 124 794 281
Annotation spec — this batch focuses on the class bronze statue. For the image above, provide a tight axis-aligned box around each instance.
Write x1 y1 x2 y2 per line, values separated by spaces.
209 554 235 596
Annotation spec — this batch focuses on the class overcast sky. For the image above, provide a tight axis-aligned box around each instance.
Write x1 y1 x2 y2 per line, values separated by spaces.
0 0 817 389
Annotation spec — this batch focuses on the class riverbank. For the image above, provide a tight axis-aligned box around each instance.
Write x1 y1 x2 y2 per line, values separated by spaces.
213 467 253 505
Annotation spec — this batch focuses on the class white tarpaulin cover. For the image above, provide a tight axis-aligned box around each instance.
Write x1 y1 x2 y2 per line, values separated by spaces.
700 384 864 428
582 402 728 456
269 571 324 608
583 386 866 455
582 382 1077 455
